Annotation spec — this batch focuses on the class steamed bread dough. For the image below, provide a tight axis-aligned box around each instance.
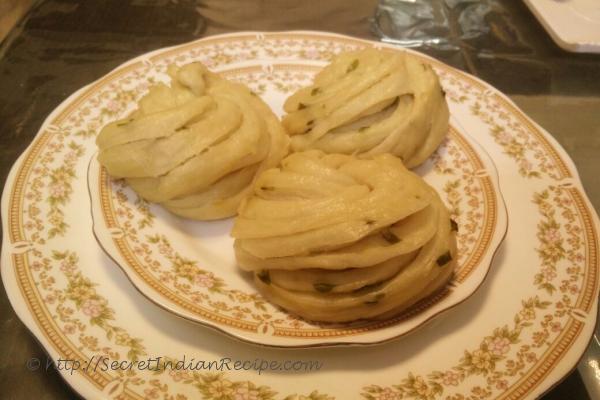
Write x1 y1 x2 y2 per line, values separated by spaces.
282 48 449 168
96 62 289 220
232 150 458 322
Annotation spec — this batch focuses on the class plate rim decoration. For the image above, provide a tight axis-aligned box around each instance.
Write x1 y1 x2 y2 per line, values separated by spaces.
85 44 509 347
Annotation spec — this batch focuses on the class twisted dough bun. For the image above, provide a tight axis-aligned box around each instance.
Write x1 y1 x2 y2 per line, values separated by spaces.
282 49 449 168
232 151 457 322
96 63 289 220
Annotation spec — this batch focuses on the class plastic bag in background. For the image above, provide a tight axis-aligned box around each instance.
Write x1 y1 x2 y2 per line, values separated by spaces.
372 0 457 50
372 0 531 54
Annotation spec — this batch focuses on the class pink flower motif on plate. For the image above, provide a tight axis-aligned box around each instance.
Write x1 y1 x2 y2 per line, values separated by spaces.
106 100 120 113
443 371 461 386
542 267 557 281
486 336 511 356
233 386 260 400
194 273 215 288
543 228 560 245
81 298 105 318
49 182 68 198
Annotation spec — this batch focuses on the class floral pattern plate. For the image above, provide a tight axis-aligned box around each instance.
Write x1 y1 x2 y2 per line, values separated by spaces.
2 31 599 399
87 68 507 347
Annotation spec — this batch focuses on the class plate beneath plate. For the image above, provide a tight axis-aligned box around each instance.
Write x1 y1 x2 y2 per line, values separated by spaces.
2 31 599 400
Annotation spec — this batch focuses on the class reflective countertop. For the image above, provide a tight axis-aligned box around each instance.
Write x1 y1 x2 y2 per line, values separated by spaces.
0 1 598 398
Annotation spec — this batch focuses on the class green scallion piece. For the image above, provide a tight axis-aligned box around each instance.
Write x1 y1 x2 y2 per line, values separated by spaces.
381 228 400 244
313 283 335 293
257 270 271 284
346 59 359 73
450 219 458 232
364 293 385 305
436 251 452 267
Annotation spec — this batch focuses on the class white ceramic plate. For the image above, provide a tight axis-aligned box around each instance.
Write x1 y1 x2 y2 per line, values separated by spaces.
2 31 599 399
87 56 507 347
524 0 600 53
